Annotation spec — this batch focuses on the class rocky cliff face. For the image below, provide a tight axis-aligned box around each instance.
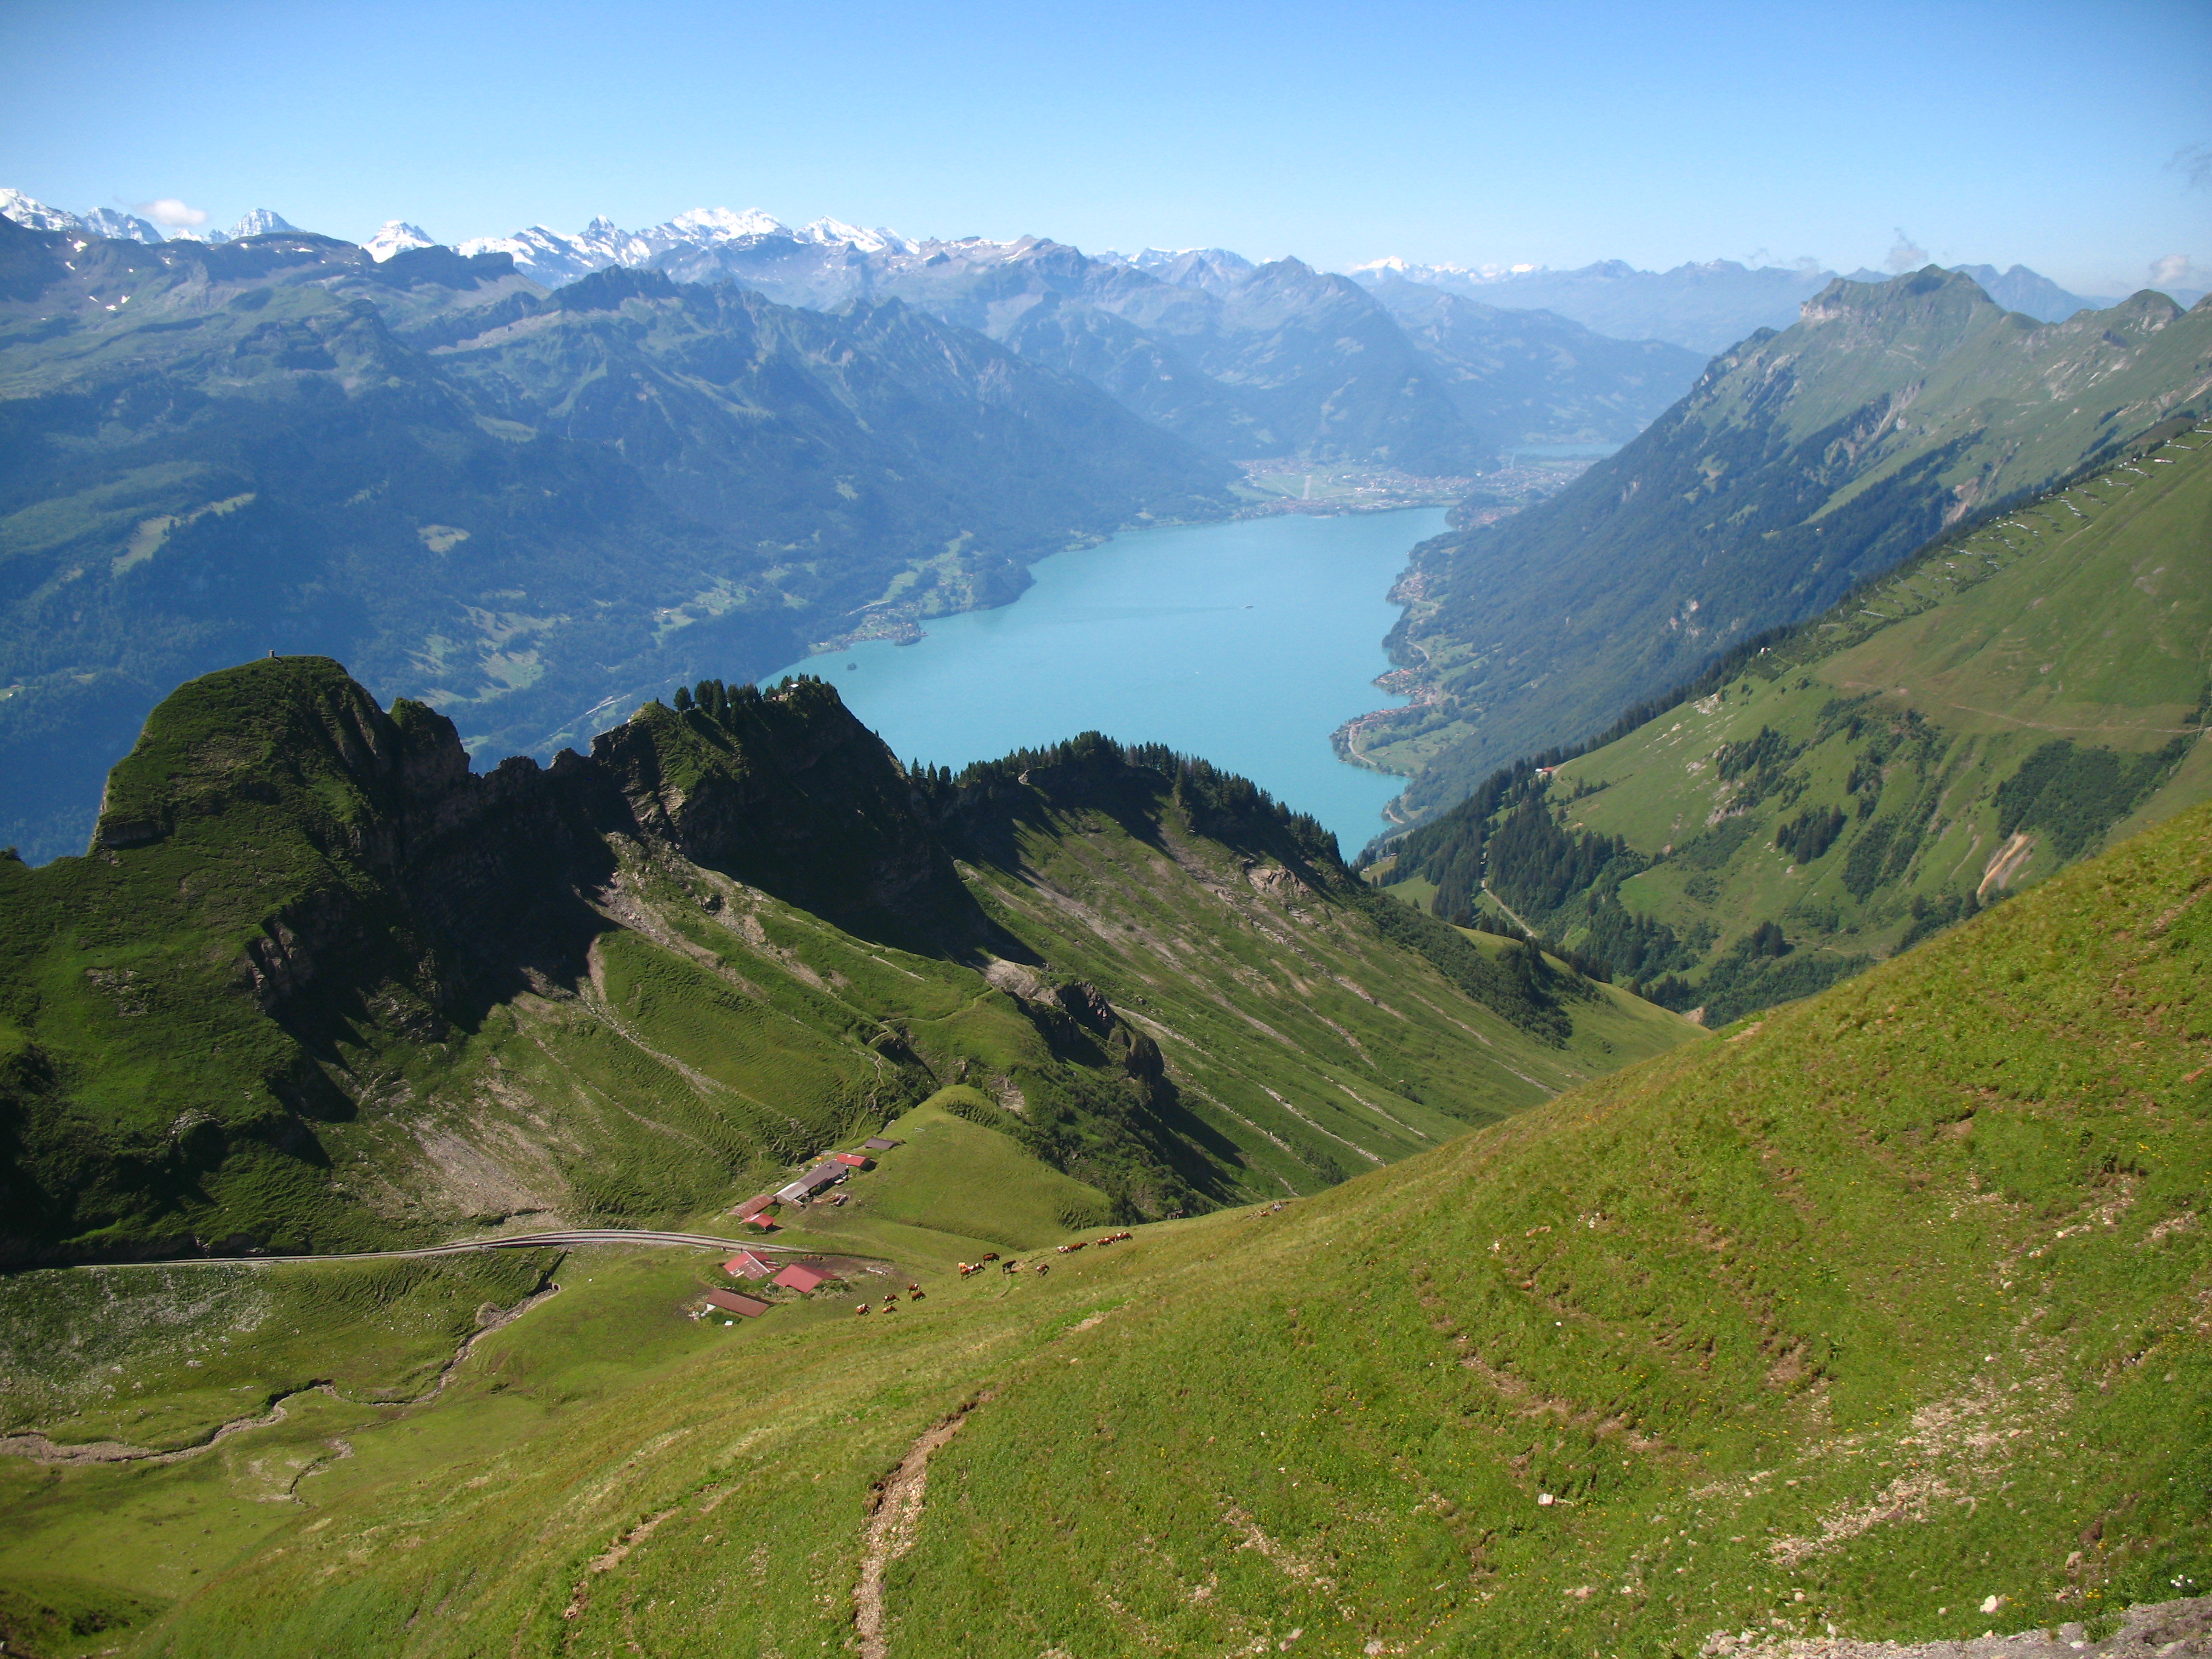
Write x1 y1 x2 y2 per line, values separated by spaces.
1 659 990 1263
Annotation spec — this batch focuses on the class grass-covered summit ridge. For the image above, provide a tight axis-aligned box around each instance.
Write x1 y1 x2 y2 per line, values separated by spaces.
0 658 1692 1266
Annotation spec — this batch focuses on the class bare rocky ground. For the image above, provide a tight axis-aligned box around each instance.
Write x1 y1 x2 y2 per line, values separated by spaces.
1704 1597 2212 1659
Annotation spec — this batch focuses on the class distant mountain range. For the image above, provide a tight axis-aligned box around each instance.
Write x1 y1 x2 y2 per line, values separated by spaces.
1355 269 2212 826
1347 255 2165 354
0 186 1741 866
0 216 1231 863
6 186 2205 867
0 189 1721 473
0 188 300 249
448 206 1703 473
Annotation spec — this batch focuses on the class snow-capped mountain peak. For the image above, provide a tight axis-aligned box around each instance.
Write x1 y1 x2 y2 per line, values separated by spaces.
81 208 164 245
798 217 913 255
0 188 84 234
365 221 435 261
662 206 788 244
230 208 298 239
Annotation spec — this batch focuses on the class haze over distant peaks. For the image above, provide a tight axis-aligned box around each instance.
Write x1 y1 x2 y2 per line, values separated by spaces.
455 206 921 286
1348 253 2151 351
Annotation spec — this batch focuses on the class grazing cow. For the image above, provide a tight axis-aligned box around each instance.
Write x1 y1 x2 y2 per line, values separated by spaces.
1001 1260 1019 1275
856 1304 871 1315
907 1282 920 1292
1033 1262 1050 1276
883 1292 898 1303
981 1252 1000 1262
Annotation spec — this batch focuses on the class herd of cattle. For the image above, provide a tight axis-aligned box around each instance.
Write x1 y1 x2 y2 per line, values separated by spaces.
948 1232 1135 1282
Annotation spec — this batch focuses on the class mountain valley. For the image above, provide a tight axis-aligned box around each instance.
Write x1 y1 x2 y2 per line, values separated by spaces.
0 176 2208 1659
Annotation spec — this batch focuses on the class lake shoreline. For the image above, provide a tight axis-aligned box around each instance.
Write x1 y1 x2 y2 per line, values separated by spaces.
760 508 1449 853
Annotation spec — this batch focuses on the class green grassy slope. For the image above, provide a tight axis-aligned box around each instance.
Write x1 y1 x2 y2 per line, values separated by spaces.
7 793 2203 1658
0 659 1694 1269
1379 421 2212 1024
1360 271 2212 823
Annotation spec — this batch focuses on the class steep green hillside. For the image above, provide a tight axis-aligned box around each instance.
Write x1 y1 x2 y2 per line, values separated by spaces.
5 785 2204 1658
1360 270 2212 823
0 219 1232 862
0 658 1691 1267
1377 422 2211 1024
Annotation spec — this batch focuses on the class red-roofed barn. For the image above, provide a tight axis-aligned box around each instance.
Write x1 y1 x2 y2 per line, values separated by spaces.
773 1264 833 1294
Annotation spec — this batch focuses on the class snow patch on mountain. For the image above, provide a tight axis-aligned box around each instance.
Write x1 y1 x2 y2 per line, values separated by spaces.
365 221 436 261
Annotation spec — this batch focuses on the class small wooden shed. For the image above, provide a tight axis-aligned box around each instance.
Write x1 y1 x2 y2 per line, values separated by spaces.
705 1290 769 1318
723 1252 775 1280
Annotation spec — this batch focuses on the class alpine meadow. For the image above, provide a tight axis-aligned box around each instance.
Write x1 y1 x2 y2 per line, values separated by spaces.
2 10 2210 1653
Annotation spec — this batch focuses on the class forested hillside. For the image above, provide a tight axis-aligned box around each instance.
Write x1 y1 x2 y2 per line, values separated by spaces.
1375 419 2212 1024
1356 270 2212 825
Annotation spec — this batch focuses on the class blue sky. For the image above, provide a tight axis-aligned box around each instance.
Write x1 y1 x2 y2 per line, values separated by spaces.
4 0 2206 293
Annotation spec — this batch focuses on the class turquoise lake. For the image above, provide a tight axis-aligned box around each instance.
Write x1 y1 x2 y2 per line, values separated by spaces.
761 508 1447 854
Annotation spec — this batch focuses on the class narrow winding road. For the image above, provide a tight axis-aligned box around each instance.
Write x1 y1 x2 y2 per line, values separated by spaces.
68 1228 809 1272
